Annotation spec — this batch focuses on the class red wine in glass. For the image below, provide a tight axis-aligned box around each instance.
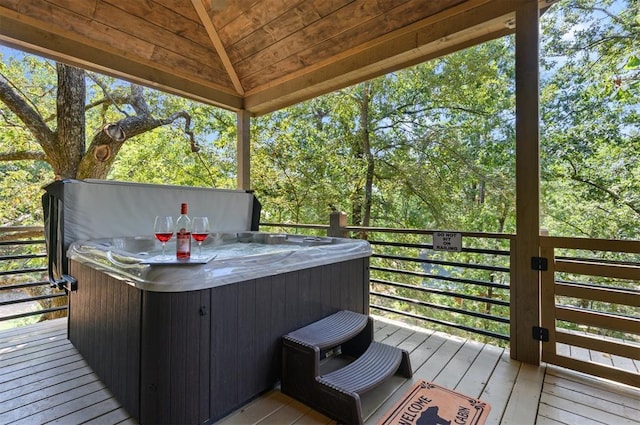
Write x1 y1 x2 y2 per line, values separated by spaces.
155 232 173 243
192 233 208 243
191 217 210 259
154 216 174 260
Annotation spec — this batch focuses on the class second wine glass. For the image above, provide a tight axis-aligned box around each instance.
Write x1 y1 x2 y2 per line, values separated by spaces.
154 215 174 261
191 217 210 259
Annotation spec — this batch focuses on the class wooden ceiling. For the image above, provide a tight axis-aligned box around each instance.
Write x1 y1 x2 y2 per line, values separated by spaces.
0 0 549 116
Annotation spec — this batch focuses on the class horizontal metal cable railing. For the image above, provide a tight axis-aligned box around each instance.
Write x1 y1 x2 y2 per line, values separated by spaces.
0 226 67 324
261 221 513 345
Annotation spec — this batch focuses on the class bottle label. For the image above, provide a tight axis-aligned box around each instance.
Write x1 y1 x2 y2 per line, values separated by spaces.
176 228 191 259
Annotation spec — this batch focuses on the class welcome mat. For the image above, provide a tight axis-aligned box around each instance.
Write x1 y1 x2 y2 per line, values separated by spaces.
377 380 491 425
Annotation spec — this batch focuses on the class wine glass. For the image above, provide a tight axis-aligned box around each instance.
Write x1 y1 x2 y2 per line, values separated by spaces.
191 217 210 259
154 215 174 261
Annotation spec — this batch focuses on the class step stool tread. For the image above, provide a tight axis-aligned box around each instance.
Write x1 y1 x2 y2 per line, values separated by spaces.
317 341 403 395
283 310 369 350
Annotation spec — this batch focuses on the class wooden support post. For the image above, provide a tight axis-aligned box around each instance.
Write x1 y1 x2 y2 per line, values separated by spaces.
237 109 251 191
513 0 541 364
328 211 348 238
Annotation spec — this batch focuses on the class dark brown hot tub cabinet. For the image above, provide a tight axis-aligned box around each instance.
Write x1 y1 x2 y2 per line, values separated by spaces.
68 257 369 424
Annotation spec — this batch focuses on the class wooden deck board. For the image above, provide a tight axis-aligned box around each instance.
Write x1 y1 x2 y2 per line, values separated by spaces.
539 361 640 424
433 338 485 390
480 351 523 425
0 338 69 364
291 407 335 425
534 416 566 425
455 342 504 398
539 392 637 425
500 362 546 425
536 402 605 425
0 318 638 425
0 371 97 415
216 390 297 425
82 406 132 425
0 365 94 405
7 383 109 425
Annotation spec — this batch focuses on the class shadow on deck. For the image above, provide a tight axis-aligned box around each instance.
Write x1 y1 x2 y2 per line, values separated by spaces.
0 317 638 425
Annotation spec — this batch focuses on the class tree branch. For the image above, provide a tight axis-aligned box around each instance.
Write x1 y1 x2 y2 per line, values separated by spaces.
0 75 55 150
0 151 47 161
573 4 633 28
0 70 47 118
571 175 640 217
86 72 130 117
77 106 200 178
129 84 149 115
158 110 199 152
41 92 131 124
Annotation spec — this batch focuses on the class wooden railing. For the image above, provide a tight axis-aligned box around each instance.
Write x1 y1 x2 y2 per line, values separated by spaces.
540 236 640 388
3 223 638 388
261 220 514 346
0 226 67 325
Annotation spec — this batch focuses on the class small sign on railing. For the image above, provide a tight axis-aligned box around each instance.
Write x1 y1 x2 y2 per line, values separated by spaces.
433 231 462 252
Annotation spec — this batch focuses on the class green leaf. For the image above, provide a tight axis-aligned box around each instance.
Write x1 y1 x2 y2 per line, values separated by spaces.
623 55 640 70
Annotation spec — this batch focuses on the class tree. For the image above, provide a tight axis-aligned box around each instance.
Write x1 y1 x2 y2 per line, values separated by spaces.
252 38 517 235
0 59 199 180
540 0 640 239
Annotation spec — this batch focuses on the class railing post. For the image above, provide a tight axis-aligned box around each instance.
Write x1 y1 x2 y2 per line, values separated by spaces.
538 229 554 366
513 0 541 365
328 211 348 238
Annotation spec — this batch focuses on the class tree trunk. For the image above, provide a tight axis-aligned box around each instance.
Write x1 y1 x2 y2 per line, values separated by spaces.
349 82 376 239
51 64 86 179
360 82 375 238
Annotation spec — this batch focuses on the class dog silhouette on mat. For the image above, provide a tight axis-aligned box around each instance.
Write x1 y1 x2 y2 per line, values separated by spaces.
417 406 450 425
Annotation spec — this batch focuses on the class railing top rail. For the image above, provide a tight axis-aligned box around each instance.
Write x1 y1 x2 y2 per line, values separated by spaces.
0 227 46 243
345 226 514 240
261 222 514 240
0 226 45 233
260 222 328 230
540 235 640 253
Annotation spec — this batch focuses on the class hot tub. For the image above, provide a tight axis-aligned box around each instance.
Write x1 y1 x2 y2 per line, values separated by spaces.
43 180 371 425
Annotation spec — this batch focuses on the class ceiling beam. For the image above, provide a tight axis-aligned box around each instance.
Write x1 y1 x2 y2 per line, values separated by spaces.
190 0 245 96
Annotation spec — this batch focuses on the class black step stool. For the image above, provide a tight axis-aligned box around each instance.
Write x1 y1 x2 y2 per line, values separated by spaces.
282 310 412 424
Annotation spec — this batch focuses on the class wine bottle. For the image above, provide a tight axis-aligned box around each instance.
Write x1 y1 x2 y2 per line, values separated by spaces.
176 203 191 259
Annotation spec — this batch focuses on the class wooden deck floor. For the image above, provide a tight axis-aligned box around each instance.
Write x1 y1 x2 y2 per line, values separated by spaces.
1 318 638 425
